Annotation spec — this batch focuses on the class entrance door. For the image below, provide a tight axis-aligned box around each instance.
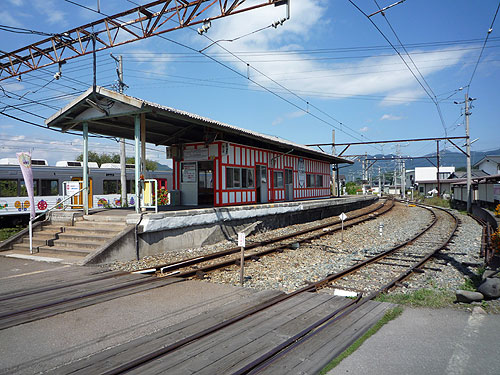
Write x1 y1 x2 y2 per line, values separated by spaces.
180 162 198 206
285 168 293 201
71 177 93 208
198 161 213 206
256 165 268 203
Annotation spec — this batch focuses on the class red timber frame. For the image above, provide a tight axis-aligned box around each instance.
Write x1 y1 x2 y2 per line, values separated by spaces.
172 141 332 207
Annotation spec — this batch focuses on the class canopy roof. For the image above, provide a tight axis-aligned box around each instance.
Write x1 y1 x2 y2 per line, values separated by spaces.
46 87 353 165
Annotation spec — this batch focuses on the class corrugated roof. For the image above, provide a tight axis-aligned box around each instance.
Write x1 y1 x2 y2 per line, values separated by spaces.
46 87 352 165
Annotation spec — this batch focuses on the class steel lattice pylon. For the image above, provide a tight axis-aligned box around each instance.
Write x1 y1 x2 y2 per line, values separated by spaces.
0 0 287 81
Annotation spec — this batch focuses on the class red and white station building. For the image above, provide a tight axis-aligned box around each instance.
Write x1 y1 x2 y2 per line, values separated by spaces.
46 87 352 211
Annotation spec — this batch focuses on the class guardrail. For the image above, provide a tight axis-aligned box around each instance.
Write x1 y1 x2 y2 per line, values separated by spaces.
29 186 87 254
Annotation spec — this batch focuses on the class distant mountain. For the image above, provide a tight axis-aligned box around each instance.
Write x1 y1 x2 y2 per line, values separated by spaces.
339 148 500 178
155 163 172 171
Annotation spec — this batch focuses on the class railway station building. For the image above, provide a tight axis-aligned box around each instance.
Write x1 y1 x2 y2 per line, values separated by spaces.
46 86 352 213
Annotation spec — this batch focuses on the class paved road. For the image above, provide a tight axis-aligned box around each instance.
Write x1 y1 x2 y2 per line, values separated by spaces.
328 306 500 375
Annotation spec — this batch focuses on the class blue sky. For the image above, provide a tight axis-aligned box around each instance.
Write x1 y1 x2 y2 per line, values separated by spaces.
1 0 499 167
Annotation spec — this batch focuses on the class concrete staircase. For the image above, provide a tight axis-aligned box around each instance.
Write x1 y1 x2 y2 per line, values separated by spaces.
6 214 129 263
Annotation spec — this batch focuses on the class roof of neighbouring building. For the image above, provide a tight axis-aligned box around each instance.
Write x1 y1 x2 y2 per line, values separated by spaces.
473 155 500 168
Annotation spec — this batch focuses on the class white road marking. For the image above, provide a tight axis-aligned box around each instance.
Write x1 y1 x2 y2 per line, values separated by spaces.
445 308 486 375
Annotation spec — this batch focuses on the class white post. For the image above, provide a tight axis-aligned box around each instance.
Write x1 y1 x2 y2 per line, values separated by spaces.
134 115 141 213
29 219 33 254
83 122 89 215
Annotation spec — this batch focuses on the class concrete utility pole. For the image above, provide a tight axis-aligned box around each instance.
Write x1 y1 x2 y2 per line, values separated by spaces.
332 130 336 196
111 54 127 207
401 159 406 199
378 166 381 196
436 141 440 197
465 93 472 213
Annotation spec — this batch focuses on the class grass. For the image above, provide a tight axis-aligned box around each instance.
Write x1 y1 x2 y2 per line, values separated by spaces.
319 306 403 374
422 196 451 208
375 288 455 308
0 226 23 242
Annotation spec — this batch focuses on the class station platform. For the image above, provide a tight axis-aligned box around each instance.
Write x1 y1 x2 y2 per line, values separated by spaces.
2 195 378 266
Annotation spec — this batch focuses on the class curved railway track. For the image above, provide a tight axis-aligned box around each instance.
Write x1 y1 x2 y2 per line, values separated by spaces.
146 199 395 278
69 203 460 375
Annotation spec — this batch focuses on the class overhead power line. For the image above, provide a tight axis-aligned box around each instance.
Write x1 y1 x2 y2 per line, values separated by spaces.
467 1 500 94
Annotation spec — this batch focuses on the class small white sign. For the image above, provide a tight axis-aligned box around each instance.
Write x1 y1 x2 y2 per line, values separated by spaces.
66 181 80 196
339 212 347 221
238 232 246 248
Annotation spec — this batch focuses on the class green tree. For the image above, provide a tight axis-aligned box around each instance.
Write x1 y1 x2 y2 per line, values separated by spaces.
76 152 157 170
345 181 360 195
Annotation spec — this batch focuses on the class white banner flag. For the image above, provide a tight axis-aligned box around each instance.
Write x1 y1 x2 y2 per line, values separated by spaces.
17 152 36 219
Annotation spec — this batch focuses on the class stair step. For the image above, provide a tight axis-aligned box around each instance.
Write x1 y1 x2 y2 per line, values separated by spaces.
82 214 129 223
57 233 111 242
11 244 90 257
62 227 124 236
72 222 127 231
20 238 48 246
53 240 104 250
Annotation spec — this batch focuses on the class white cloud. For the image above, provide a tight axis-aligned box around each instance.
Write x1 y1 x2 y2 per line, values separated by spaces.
359 126 369 133
380 114 404 121
8 0 23 5
272 110 306 126
33 0 66 25
196 0 471 106
0 11 23 27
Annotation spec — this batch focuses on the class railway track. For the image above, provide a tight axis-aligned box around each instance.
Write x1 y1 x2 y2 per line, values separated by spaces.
142 199 395 279
0 200 391 331
54 202 459 374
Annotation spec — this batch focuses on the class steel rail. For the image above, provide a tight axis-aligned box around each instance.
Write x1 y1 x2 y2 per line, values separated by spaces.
0 273 178 321
234 204 460 374
160 200 394 279
140 200 393 276
0 270 131 303
94 202 454 375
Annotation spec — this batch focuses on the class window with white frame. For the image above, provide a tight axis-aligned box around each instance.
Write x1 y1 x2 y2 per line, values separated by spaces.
226 167 254 189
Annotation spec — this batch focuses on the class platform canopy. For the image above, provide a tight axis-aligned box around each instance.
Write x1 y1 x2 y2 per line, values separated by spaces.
46 86 352 165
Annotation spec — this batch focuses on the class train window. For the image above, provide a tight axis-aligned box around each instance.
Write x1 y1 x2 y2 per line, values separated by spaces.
20 180 38 196
0 179 18 197
103 180 120 194
126 180 135 194
41 180 58 196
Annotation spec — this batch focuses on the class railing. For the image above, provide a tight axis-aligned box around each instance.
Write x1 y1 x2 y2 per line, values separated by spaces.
29 186 87 254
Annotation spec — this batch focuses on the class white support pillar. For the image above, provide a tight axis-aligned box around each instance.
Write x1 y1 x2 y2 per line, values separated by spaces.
83 122 89 215
134 115 141 213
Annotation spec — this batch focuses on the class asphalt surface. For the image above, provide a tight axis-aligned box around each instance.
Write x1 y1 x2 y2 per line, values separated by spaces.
328 306 500 375
0 257 278 374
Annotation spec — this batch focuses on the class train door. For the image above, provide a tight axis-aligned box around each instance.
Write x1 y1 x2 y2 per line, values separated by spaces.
71 177 93 208
256 165 268 203
285 168 293 201
180 162 197 206
198 161 213 206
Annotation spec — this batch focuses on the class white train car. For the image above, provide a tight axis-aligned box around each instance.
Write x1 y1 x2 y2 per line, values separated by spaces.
0 159 172 225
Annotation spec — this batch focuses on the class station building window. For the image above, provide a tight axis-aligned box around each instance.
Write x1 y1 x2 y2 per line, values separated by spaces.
0 179 18 197
226 167 254 189
273 171 284 188
306 174 324 188
41 179 58 196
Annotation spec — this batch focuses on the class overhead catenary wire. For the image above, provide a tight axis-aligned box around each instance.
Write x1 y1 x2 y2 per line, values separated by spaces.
466 1 500 94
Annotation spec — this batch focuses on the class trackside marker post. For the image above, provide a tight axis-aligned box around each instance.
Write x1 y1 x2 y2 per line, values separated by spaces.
238 232 246 286
339 212 347 242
